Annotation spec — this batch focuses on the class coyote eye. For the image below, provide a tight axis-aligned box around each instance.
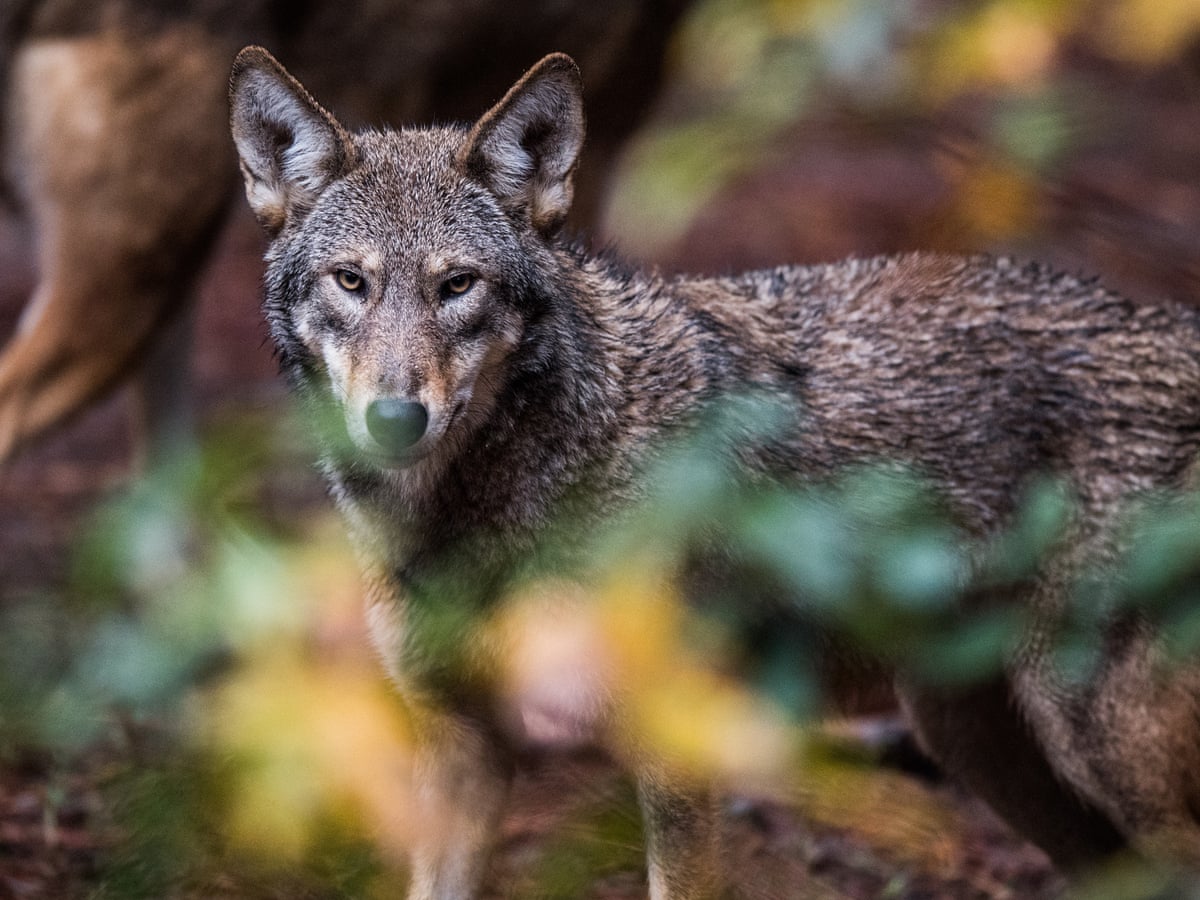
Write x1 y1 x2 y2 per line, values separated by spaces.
442 272 476 298
335 269 365 293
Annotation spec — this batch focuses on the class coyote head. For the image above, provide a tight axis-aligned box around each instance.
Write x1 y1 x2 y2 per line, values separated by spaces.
229 48 585 470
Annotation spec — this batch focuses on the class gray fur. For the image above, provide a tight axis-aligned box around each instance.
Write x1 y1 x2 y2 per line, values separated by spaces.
232 47 1200 898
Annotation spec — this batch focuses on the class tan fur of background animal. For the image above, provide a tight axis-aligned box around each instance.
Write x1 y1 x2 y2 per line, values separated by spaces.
0 0 688 464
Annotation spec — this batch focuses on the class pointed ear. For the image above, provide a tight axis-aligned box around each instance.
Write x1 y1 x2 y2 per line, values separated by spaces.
456 53 585 235
228 46 356 235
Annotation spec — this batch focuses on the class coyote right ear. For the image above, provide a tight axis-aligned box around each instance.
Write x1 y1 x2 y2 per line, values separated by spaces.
229 46 356 235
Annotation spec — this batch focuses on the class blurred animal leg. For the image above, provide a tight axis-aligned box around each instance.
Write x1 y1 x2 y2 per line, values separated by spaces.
0 28 234 463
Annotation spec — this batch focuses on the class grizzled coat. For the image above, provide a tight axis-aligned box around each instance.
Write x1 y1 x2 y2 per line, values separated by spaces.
231 47 1200 900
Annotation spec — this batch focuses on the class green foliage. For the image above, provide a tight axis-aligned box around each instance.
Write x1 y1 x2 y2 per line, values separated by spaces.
8 388 1200 893
609 0 1200 255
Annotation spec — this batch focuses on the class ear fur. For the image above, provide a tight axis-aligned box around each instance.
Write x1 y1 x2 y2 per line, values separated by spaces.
456 53 585 235
229 46 356 235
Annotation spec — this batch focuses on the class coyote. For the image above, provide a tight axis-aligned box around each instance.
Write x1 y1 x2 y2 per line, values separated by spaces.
231 46 1200 898
0 0 686 464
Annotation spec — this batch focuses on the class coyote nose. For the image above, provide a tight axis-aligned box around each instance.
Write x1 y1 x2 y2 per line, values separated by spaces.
366 399 428 454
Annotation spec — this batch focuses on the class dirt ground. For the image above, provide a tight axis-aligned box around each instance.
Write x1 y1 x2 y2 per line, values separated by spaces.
2 36 1200 900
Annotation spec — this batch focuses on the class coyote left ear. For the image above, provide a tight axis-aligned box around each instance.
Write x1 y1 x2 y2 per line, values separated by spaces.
457 53 585 235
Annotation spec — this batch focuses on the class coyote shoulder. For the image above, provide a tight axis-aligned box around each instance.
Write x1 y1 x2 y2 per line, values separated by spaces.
231 46 1200 898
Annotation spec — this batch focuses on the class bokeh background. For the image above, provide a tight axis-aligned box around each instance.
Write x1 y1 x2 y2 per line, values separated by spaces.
3 0 1200 896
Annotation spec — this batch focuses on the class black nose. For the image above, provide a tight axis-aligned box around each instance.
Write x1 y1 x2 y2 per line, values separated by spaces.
365 399 428 454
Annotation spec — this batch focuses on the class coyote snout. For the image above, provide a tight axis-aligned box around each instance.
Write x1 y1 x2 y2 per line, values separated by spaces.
326 323 519 468
364 399 429 456
323 299 523 467
345 386 435 464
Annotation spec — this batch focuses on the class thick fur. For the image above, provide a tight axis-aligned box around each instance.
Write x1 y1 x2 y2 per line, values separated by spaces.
0 0 688 464
232 48 1200 898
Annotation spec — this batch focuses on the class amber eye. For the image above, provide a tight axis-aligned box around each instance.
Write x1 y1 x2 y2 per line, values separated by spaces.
442 272 475 297
335 269 364 293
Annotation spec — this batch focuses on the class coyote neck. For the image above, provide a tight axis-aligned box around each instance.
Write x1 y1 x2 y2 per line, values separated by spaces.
569 256 757 432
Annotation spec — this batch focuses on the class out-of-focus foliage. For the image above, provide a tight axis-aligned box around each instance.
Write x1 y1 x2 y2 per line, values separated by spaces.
608 0 1200 256
6 1 1200 895
7 391 1200 895
0 415 421 894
